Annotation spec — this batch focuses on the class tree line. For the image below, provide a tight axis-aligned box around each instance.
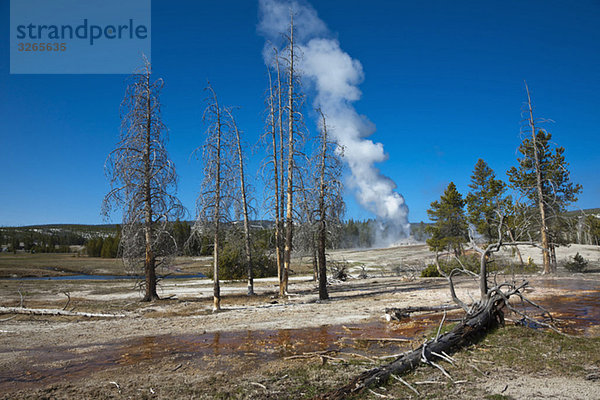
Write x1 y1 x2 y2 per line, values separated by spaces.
85 232 120 258
0 227 85 253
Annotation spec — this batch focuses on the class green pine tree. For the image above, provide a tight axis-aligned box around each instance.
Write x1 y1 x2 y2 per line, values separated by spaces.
426 182 468 256
172 219 191 255
507 85 583 273
507 130 582 270
465 159 509 242
586 215 600 246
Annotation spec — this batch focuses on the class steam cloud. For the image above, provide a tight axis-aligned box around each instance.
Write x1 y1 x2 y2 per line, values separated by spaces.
258 0 410 245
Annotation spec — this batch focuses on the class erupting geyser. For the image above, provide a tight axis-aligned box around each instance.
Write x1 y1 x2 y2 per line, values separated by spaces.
259 0 410 246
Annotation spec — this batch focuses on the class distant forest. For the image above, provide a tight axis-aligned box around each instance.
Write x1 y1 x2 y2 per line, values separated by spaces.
1 209 598 257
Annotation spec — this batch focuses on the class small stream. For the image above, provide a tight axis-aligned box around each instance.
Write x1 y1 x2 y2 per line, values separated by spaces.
0 273 206 281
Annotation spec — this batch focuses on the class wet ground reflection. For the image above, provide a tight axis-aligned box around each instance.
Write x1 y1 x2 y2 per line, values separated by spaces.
1 315 439 390
524 278 600 335
1 278 599 391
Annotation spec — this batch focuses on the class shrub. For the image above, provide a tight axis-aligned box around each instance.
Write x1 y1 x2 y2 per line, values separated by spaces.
329 261 348 281
421 255 482 277
421 263 448 277
206 241 277 281
504 260 539 274
564 252 588 273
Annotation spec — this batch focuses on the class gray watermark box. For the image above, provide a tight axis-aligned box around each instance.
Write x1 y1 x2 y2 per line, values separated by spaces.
10 0 151 74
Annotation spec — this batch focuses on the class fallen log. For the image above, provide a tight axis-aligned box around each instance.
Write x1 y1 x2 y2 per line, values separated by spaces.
314 296 505 400
384 304 461 321
316 217 560 399
0 307 125 318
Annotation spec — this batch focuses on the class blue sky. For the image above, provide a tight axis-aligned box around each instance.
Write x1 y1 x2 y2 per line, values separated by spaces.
1 0 598 226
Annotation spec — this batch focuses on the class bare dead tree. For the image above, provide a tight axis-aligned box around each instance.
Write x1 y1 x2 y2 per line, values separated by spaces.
103 57 184 302
261 47 294 293
262 13 306 297
279 11 310 296
0 306 124 318
524 82 551 273
262 63 284 286
315 109 344 300
281 12 297 296
227 108 255 296
192 83 235 312
276 50 287 281
295 171 318 280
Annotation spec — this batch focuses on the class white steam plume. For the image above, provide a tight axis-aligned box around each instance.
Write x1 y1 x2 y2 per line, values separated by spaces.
258 0 410 244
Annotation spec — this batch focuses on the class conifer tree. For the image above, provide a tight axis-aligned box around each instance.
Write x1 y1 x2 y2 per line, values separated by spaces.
465 159 509 242
507 129 582 272
507 85 582 273
172 219 191 255
426 182 468 256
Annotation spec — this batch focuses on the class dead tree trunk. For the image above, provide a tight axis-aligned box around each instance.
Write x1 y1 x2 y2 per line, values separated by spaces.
276 55 287 289
525 83 551 274
193 84 236 312
103 57 184 303
312 238 318 281
208 85 225 312
314 109 343 300
213 107 223 312
317 224 327 300
142 67 158 302
282 13 296 297
317 111 329 300
267 65 283 290
0 307 125 318
213 151 221 312
230 110 254 296
384 304 461 321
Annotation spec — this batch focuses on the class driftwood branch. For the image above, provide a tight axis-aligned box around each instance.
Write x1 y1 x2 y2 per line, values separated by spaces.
0 307 125 318
62 291 71 311
357 337 411 343
391 374 419 395
384 304 461 321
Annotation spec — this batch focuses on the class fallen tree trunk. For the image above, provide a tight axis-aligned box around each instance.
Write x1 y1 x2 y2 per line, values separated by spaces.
315 296 505 400
0 307 125 318
316 216 552 399
384 304 461 321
